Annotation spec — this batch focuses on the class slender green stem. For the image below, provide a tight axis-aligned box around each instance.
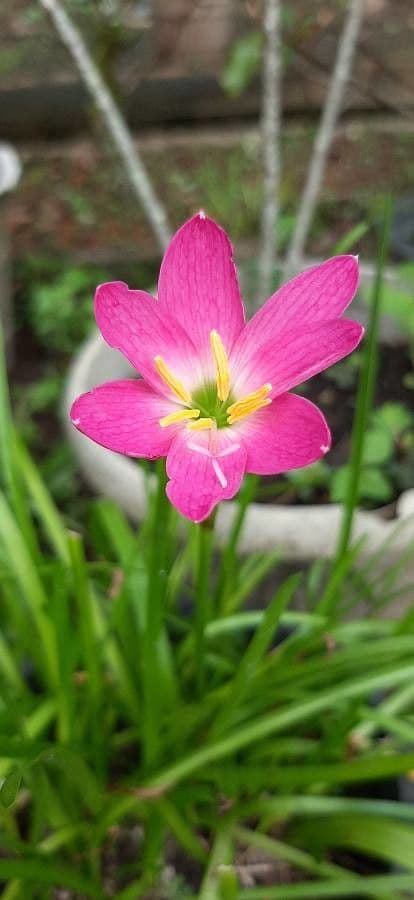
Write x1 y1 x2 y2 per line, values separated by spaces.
143 460 169 768
216 475 258 611
317 199 392 619
335 199 391 563
199 826 233 900
195 517 214 695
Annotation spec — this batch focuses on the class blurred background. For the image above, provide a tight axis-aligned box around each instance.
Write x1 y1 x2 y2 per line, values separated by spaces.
1 0 414 521
2 5 414 896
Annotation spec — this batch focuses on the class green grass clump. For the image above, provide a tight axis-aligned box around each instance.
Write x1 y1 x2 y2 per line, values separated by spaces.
1 208 414 898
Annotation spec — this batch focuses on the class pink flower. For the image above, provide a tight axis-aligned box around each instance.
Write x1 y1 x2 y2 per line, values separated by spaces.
71 213 363 523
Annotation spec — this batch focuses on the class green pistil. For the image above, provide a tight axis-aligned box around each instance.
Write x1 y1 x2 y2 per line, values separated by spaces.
192 381 234 429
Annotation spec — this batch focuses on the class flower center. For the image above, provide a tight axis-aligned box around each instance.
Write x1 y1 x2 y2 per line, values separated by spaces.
155 330 272 430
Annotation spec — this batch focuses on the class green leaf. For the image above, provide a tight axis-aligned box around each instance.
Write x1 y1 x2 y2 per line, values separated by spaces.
371 402 413 437
330 465 393 504
237 874 414 898
0 768 22 808
15 436 69 562
221 32 262 97
212 575 300 736
294 815 414 873
333 221 369 255
362 427 393 465
287 461 331 497
358 468 393 502
0 859 101 898
145 664 414 791
376 282 414 336
41 747 102 814
330 466 350 503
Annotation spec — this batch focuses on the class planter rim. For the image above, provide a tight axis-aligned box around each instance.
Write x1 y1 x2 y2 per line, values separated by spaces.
0 142 21 196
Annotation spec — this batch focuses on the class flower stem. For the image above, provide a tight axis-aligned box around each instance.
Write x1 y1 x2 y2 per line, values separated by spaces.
194 516 214 695
143 460 169 767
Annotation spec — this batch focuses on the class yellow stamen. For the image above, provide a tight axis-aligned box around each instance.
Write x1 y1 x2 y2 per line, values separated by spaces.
188 417 214 431
210 330 230 402
159 408 200 428
227 384 272 424
154 356 192 405
228 398 271 424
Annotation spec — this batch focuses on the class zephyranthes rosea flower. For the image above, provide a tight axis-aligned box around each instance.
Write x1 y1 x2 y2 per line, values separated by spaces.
71 213 363 522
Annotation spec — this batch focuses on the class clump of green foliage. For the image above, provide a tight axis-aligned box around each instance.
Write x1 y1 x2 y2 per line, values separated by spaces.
1 223 414 897
27 264 101 353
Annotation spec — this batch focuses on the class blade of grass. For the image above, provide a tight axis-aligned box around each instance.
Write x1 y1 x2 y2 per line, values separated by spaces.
254 794 414 823
237 873 414 899
235 826 351 882
144 663 414 791
212 575 300 736
203 752 414 792
15 436 69 563
216 475 259 610
0 328 39 560
0 490 59 687
333 221 369 254
0 860 101 898
143 460 171 767
67 533 103 756
332 201 392 568
294 815 414 873
194 518 214 696
199 826 233 900
222 551 280 616
156 796 208 864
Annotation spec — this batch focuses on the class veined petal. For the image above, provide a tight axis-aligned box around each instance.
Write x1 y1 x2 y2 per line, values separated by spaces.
94 282 201 400
157 213 245 361
166 428 247 522
238 255 359 352
238 393 331 475
70 379 176 458
232 319 364 398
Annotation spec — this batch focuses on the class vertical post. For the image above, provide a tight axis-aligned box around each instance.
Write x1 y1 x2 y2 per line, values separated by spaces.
38 0 172 255
256 0 282 303
284 0 364 277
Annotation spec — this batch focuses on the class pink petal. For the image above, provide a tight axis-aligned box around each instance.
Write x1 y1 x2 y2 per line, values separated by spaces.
241 256 359 349
238 393 331 475
233 319 364 397
70 379 176 458
166 428 247 522
95 282 201 399
157 213 245 360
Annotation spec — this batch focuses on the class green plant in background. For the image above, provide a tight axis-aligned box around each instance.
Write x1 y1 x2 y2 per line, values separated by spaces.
362 261 414 389
28 265 104 353
286 459 331 501
331 402 414 506
220 8 296 99
220 32 263 98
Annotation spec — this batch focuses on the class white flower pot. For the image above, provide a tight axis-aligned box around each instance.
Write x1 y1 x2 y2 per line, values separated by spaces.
0 143 22 358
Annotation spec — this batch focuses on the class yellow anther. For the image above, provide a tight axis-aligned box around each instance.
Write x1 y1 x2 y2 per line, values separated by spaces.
210 330 231 402
159 409 200 428
154 356 192 405
188 417 214 431
228 398 271 424
227 384 272 424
